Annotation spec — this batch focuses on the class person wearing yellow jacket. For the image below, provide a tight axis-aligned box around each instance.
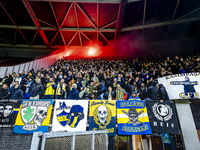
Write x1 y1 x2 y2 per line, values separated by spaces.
55 79 67 99
44 77 57 99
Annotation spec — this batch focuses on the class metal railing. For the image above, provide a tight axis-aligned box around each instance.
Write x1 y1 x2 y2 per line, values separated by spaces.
30 130 108 150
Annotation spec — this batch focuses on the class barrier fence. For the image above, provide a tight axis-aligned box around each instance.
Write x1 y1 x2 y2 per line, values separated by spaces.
30 130 108 150
0 54 61 78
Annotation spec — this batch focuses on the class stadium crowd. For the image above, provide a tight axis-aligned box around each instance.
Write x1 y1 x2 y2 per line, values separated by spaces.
0 54 200 101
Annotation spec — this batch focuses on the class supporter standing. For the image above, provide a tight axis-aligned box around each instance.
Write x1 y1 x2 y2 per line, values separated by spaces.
55 79 67 99
10 82 23 99
30 78 44 99
24 77 34 99
116 83 127 100
44 77 57 99
68 84 79 100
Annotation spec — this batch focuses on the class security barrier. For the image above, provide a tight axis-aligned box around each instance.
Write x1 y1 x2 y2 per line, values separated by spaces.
30 130 108 150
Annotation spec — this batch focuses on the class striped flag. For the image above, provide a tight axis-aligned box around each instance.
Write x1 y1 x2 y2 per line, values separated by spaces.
117 100 152 135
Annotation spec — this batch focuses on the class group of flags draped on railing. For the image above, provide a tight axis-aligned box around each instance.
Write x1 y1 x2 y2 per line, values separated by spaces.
0 99 180 135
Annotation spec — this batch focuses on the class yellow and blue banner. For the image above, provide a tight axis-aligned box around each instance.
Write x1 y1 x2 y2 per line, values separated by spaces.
13 99 53 134
89 100 116 136
52 100 88 132
0 99 21 125
117 100 152 135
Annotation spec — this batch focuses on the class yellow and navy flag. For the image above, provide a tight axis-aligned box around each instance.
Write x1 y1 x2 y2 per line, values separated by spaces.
89 100 116 136
52 100 88 132
117 100 152 135
13 99 53 134
0 99 21 125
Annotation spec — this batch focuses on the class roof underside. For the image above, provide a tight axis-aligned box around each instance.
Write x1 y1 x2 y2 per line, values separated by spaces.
0 0 200 49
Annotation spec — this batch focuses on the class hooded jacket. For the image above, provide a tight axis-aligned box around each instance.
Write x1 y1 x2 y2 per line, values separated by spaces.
68 88 79 100
10 85 23 99
158 84 169 100
147 80 159 100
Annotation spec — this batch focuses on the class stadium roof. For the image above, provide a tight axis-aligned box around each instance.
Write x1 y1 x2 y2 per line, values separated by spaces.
0 0 200 49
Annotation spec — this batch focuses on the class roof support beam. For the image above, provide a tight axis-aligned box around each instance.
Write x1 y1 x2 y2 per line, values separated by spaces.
121 17 200 32
0 25 116 32
165 0 180 40
60 31 66 46
22 0 49 47
76 3 97 29
25 0 121 3
99 32 113 47
0 17 198 33
49 1 59 27
114 0 127 40
60 3 73 28
0 29 11 44
0 2 29 45
49 31 59 46
174 7 200 22
142 0 146 38
67 32 78 46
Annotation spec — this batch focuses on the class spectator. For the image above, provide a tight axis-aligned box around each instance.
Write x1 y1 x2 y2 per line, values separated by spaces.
44 77 57 99
24 77 34 99
116 83 127 100
0 73 13 88
10 82 23 99
112 78 118 91
128 91 141 100
55 79 67 99
14 73 22 85
79 87 91 100
146 80 159 100
140 82 148 100
157 84 169 102
78 76 89 91
0 83 10 99
88 81 97 99
104 86 115 100
68 84 79 100
30 78 44 99
94 78 105 100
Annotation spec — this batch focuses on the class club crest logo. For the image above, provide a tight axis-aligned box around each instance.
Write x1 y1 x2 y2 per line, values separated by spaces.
123 107 144 126
152 103 173 122
0 103 13 118
93 105 112 129
56 102 84 128
56 102 71 127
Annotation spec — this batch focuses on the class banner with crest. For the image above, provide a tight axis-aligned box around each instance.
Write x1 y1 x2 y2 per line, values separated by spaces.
117 100 152 135
89 100 116 136
146 100 180 134
13 99 53 134
52 100 88 132
0 99 21 125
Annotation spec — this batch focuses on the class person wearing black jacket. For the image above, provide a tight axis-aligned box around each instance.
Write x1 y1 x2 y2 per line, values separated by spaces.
104 86 116 100
10 83 23 99
104 75 112 90
0 73 13 88
30 78 44 99
140 82 148 100
0 84 10 99
147 80 159 100
157 84 169 102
